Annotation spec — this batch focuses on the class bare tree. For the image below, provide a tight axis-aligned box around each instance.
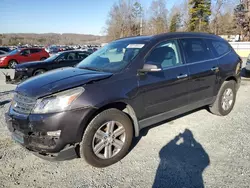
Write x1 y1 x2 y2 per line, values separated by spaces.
147 0 168 34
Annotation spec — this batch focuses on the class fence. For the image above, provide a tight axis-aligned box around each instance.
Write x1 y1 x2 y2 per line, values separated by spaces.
229 42 250 58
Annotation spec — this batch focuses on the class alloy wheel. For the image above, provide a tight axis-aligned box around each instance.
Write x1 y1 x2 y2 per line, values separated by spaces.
92 121 126 159
221 88 234 111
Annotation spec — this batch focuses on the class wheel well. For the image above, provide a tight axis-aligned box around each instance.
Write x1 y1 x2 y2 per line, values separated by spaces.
8 59 18 63
83 102 139 137
33 68 46 75
225 76 237 83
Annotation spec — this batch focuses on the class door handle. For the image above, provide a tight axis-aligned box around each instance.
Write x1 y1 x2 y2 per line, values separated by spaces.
211 67 219 71
177 74 188 79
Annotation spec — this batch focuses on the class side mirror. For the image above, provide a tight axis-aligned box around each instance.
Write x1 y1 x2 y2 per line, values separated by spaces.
139 62 162 72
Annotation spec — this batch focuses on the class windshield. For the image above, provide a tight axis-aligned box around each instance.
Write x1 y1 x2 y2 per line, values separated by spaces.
77 41 146 73
44 53 61 62
8 49 20 55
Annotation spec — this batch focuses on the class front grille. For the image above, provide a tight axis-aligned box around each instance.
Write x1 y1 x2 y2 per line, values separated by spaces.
12 93 36 114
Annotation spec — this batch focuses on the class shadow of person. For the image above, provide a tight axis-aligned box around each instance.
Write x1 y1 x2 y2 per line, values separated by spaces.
153 129 210 188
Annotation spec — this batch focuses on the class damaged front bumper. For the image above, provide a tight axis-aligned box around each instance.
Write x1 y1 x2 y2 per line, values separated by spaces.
5 107 95 161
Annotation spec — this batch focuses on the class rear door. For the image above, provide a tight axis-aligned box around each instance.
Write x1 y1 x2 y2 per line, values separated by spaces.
138 40 189 119
30 49 41 61
179 38 219 104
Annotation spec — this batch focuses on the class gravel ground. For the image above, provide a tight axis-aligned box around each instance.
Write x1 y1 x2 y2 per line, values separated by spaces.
0 66 250 188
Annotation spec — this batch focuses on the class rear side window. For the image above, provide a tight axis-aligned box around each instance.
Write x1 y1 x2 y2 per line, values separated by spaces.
180 38 212 63
211 40 231 57
77 52 88 60
30 49 41 53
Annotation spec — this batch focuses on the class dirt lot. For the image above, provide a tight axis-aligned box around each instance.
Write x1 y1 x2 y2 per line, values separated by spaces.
0 66 250 188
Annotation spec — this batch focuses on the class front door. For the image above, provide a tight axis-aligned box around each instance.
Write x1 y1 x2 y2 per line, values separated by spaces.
18 49 31 63
179 38 219 104
138 40 189 120
53 52 79 69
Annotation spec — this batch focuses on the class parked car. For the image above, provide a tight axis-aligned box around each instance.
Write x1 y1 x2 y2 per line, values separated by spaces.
5 32 241 168
0 48 49 68
0 46 11 53
8 50 89 83
0 50 7 55
245 54 250 73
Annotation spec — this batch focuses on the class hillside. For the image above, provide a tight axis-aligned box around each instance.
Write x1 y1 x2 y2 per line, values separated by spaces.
0 33 106 45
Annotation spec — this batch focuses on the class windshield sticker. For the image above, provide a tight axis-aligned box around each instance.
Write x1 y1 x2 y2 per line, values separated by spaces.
127 44 145 49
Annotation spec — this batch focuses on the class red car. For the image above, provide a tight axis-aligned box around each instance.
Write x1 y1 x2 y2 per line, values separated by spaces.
0 48 49 68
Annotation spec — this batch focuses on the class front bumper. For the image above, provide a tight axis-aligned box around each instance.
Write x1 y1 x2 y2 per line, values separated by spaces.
5 107 95 161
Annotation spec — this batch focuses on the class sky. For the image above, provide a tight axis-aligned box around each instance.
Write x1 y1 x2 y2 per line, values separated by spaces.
0 0 176 35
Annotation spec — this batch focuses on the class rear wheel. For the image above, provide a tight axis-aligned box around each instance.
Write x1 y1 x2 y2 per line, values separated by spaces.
209 80 236 116
8 60 17 69
80 108 133 168
33 69 46 76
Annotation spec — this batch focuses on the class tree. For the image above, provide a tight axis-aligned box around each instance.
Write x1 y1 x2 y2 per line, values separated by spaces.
131 2 143 36
148 0 168 34
169 13 181 32
188 0 212 32
105 0 144 41
210 0 238 35
234 0 250 41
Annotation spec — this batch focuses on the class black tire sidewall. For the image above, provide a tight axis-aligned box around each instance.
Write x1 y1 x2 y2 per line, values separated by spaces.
80 109 133 168
217 81 236 116
34 69 45 76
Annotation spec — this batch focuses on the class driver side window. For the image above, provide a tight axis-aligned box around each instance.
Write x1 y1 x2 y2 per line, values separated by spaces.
146 40 181 69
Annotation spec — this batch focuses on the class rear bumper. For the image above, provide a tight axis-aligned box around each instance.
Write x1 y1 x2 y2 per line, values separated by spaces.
5 107 96 161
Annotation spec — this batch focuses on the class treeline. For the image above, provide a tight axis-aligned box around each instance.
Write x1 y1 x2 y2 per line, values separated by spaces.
105 0 250 41
0 33 105 46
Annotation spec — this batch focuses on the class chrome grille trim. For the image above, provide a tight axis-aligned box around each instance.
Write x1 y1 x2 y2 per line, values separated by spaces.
12 93 36 114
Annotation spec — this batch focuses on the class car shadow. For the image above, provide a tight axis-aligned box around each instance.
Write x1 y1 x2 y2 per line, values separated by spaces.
152 129 210 188
0 90 14 96
130 107 206 152
0 100 11 107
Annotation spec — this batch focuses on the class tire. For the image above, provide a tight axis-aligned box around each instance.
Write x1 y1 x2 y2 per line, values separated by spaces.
33 69 46 76
8 60 17 69
80 108 133 168
40 57 47 61
209 80 236 116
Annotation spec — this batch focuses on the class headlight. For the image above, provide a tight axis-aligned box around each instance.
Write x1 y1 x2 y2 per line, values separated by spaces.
16 68 28 71
0 57 6 61
32 87 84 114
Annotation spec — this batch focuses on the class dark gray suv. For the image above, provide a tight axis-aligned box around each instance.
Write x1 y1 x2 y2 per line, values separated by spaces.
5 32 242 167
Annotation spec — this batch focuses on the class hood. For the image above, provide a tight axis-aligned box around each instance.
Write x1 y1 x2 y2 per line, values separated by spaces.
16 61 45 68
16 67 113 98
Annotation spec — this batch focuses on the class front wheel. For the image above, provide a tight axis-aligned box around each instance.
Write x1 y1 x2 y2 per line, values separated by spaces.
8 60 17 69
80 108 133 168
33 69 46 76
209 80 236 116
